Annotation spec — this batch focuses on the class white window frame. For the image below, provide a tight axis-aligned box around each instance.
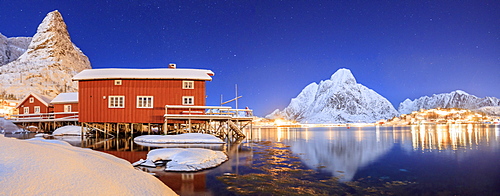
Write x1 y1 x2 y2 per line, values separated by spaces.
29 97 34 103
23 107 29 114
182 96 194 105
64 105 72 112
137 96 153 108
34 106 41 114
182 80 194 89
114 80 122 85
108 96 125 108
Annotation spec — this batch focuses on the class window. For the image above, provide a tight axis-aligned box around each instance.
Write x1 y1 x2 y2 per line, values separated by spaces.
34 106 40 114
114 80 122 85
23 107 29 114
109 96 125 108
137 96 153 108
182 80 194 89
182 96 194 105
64 105 72 112
29 97 34 103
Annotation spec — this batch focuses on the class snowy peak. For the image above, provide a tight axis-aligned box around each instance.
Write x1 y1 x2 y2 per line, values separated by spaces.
0 10 91 99
268 68 398 123
398 90 500 114
453 90 469 96
330 68 356 85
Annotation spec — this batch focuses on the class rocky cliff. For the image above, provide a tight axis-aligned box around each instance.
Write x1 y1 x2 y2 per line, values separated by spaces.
0 10 91 99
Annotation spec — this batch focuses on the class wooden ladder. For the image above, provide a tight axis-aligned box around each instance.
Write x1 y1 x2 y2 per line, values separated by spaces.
227 120 245 138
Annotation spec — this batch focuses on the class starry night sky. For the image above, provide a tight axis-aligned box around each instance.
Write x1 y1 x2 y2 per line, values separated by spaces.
1 0 499 116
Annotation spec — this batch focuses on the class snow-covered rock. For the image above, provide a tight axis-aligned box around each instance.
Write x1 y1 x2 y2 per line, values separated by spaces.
136 148 228 171
0 10 91 99
0 33 31 65
267 68 398 124
398 90 500 114
0 135 177 195
52 125 87 136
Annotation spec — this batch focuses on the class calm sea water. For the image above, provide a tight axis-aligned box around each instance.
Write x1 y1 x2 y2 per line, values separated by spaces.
4 123 500 195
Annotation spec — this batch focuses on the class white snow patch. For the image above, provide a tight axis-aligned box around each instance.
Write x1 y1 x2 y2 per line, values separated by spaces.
52 125 87 136
137 148 228 171
134 133 225 144
0 135 177 195
72 68 214 81
50 92 78 104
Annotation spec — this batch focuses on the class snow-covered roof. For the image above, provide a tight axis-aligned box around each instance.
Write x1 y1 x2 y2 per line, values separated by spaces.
72 68 215 81
16 93 53 108
51 92 78 104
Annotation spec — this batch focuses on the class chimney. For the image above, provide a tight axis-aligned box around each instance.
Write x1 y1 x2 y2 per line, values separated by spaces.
168 63 177 69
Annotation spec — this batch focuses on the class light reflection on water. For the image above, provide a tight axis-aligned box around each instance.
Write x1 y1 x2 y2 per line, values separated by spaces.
4 124 500 195
243 125 500 192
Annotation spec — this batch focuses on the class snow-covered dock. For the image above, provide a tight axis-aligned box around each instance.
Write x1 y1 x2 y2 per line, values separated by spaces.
134 133 225 144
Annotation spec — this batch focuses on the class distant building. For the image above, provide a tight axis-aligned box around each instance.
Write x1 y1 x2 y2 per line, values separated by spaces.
72 65 214 124
15 93 53 117
50 92 79 119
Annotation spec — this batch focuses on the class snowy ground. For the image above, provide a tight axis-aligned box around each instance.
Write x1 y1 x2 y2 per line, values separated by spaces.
0 135 177 195
134 148 228 172
134 133 225 144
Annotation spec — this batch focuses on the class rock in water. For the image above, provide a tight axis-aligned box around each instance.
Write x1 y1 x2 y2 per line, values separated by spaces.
267 68 398 124
0 10 91 99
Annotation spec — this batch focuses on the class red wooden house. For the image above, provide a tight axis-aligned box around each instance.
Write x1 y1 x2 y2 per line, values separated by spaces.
15 93 53 117
50 92 79 119
72 65 214 124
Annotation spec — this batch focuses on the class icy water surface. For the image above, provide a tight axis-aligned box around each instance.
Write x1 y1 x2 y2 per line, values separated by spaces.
4 124 500 195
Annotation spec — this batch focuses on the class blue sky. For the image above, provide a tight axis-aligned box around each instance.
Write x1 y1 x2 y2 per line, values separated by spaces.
1 0 499 116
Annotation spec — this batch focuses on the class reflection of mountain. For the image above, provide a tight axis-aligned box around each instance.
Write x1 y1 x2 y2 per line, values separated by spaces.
286 128 395 181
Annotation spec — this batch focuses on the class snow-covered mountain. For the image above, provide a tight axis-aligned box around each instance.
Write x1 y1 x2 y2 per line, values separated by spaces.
398 90 500 114
0 33 31 65
0 10 91 99
475 106 500 117
267 68 399 124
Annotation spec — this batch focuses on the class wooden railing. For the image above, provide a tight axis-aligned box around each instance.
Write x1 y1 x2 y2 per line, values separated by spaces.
164 105 253 118
11 112 79 121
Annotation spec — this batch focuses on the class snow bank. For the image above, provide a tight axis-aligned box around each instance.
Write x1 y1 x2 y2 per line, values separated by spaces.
134 133 225 144
52 125 86 136
135 148 228 171
0 135 177 196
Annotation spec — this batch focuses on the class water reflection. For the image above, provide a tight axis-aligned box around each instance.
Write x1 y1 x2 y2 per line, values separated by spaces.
3 124 499 195
410 124 499 151
246 125 499 182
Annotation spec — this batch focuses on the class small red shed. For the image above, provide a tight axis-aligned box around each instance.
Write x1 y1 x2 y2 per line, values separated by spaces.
16 93 53 116
72 66 214 124
50 92 79 119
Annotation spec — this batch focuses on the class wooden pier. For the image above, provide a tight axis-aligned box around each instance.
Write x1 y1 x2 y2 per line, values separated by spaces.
11 105 253 141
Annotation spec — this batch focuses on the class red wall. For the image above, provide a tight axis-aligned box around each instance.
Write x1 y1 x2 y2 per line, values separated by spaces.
54 103 79 118
78 79 206 123
17 95 52 115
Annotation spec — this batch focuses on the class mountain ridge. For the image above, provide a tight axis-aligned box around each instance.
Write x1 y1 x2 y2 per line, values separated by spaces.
0 10 91 99
267 68 399 123
398 90 500 114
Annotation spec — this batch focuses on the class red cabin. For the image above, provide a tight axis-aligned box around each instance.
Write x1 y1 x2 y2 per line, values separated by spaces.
15 93 53 118
72 66 214 124
51 92 79 119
